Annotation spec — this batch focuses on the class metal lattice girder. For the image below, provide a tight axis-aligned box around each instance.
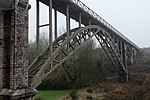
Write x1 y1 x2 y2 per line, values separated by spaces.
29 25 127 88
39 0 139 49
95 30 126 72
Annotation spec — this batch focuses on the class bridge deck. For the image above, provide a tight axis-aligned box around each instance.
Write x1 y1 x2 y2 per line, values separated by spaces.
39 0 139 49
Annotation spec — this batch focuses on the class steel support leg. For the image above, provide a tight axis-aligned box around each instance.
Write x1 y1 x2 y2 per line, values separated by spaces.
118 40 128 82
130 47 134 64
119 40 123 61
112 35 115 43
79 13 82 28
49 0 53 69
122 43 127 69
116 38 119 51
66 5 70 37
133 48 137 57
89 20 91 25
54 9 57 39
66 5 70 53
49 0 53 54
36 0 40 53
122 42 128 82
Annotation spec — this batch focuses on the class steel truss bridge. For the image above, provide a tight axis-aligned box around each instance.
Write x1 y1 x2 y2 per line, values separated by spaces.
0 0 139 99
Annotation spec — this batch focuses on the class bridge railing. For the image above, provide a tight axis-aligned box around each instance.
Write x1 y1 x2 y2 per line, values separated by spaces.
70 0 138 49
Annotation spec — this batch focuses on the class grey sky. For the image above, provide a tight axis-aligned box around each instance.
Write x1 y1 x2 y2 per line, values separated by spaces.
29 0 150 48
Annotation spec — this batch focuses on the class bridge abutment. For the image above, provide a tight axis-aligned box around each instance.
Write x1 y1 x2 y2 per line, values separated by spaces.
0 0 36 99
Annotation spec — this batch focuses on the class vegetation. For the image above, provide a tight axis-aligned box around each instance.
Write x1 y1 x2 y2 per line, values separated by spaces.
35 39 116 90
34 90 70 100
29 32 150 99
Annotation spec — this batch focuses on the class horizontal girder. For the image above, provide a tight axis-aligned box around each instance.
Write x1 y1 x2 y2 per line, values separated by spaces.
39 0 139 50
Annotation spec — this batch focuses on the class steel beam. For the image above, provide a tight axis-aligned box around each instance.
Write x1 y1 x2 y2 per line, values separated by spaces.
131 49 135 64
122 42 128 82
112 35 115 43
39 24 49 27
130 47 134 64
89 20 91 25
39 0 139 49
36 0 40 53
66 5 70 37
79 13 82 28
114 36 120 52
54 9 57 39
119 40 123 61
122 43 127 69
66 5 70 53
116 38 119 51
133 48 137 56
49 0 53 55
118 40 127 82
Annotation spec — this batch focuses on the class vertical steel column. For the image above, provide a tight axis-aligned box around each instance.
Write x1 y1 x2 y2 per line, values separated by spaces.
122 43 127 69
119 40 123 61
116 38 119 51
118 40 124 82
122 42 128 82
54 9 57 39
133 48 137 56
66 5 70 53
112 35 118 52
112 35 115 43
130 47 134 65
49 0 53 55
79 13 82 28
89 20 91 25
36 0 40 53
113 36 120 52
66 5 70 38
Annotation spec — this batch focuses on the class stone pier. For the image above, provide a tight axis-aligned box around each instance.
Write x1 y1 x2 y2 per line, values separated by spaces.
0 0 36 99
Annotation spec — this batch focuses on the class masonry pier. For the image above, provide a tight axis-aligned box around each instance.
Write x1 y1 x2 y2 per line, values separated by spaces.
0 0 36 99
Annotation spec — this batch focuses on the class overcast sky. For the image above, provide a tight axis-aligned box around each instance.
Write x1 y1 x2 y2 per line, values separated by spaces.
29 0 150 48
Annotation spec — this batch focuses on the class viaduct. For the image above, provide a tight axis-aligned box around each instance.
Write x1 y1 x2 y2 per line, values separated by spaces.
0 0 139 99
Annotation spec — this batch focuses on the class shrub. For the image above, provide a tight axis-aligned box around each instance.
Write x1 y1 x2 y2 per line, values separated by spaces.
34 96 43 100
69 90 78 100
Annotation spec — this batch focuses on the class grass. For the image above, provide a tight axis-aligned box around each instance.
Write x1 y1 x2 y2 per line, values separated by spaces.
34 90 71 100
